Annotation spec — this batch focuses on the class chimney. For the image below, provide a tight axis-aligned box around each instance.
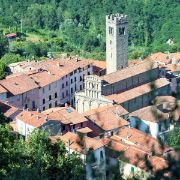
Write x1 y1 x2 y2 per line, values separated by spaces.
36 115 39 120
76 55 79 62
45 115 48 121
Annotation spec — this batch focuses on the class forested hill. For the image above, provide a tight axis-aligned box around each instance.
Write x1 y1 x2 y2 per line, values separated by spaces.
0 0 180 60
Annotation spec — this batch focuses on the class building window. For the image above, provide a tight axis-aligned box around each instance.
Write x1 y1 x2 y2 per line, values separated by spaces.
80 76 82 81
73 125 75 129
119 27 125 35
55 101 57 107
70 72 73 76
32 101 36 109
66 90 68 96
25 104 28 109
109 27 114 35
62 83 64 89
62 125 65 131
42 88 45 93
49 85 51 90
100 150 104 160
88 71 90 75
43 99 45 104
159 123 162 132
49 95 51 101
71 88 73 94
75 85 76 91
71 79 73 84
62 92 64 98
66 81 68 86
49 103 52 108
80 85 82 90
43 107 45 111
55 92 57 98
16 95 20 101
81 123 83 128
74 70 77 74
88 65 90 68
74 77 76 82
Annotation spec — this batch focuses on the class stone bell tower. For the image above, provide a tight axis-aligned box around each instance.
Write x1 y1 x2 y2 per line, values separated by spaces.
106 14 128 74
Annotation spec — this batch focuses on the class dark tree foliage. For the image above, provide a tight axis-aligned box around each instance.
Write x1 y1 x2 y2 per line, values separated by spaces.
0 0 179 54
0 122 85 179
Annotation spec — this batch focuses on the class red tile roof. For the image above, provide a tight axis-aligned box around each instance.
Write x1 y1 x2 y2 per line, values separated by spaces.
50 132 106 154
0 101 21 119
166 64 180 73
83 105 129 131
76 127 93 134
116 127 169 155
5 33 17 38
129 106 169 122
42 107 87 125
0 85 7 93
16 111 47 128
106 78 170 104
101 60 158 84
108 138 168 173
0 75 39 95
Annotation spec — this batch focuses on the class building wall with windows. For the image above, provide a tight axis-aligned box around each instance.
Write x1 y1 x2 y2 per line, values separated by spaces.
7 88 39 110
129 116 170 138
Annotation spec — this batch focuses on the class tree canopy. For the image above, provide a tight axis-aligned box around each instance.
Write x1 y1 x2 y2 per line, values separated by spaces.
0 115 85 179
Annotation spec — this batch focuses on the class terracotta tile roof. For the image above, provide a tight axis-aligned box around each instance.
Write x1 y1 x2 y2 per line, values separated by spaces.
166 64 180 73
26 58 92 78
90 60 106 69
16 111 47 128
0 101 21 119
128 60 141 66
145 52 169 64
42 107 87 125
129 106 169 122
154 96 180 121
5 33 16 38
0 75 39 95
106 78 170 104
0 85 7 93
29 70 60 87
50 132 105 154
116 127 169 155
76 127 93 134
83 104 128 117
101 60 158 84
3 58 92 95
155 96 177 104
108 138 168 173
83 105 129 131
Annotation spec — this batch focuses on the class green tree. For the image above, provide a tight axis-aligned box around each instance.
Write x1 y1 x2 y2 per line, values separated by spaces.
0 33 9 58
167 128 180 148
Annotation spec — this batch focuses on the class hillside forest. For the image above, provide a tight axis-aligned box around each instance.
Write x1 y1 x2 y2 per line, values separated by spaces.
0 0 180 78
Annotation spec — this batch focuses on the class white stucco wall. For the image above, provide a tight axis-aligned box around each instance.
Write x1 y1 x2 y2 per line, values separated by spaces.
16 119 35 137
129 116 159 138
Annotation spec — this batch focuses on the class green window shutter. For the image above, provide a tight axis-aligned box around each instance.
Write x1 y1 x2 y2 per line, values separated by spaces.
131 166 134 174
